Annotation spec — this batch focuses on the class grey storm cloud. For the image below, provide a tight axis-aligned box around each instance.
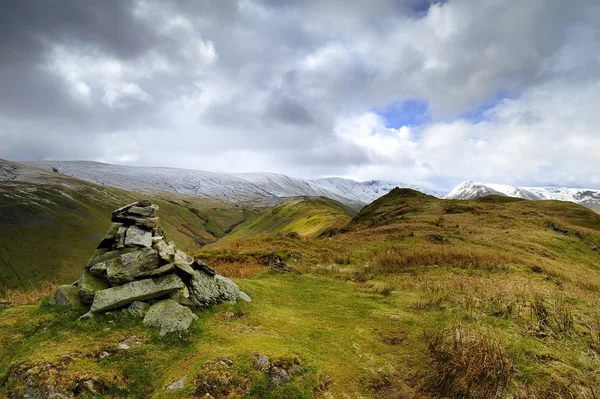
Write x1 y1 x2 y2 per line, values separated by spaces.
1 0 600 189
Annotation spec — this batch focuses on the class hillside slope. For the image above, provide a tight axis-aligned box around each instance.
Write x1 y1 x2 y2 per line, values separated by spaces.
223 197 356 241
0 160 257 292
3 185 600 397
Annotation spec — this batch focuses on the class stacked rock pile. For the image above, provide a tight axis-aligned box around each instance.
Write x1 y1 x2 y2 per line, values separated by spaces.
50 200 250 335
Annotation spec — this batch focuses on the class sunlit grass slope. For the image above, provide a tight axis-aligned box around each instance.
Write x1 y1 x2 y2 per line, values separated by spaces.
192 188 600 397
223 197 356 240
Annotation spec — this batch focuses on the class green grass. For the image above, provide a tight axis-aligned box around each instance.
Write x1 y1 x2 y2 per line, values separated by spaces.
222 197 356 241
3 180 600 397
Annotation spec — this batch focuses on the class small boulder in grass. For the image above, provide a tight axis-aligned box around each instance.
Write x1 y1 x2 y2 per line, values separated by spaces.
49 285 82 307
143 299 198 336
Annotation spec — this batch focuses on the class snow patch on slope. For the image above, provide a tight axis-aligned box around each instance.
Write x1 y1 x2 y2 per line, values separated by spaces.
26 161 443 207
446 180 600 211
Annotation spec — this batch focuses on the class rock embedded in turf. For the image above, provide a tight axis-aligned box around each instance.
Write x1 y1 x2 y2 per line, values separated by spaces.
49 285 82 307
166 375 186 391
127 301 150 318
143 299 198 336
90 274 184 313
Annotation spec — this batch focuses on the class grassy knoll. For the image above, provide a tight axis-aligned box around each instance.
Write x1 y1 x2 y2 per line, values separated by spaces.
222 197 356 241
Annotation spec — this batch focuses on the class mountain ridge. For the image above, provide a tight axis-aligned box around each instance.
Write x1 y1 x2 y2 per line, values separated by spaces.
25 160 445 208
446 180 600 212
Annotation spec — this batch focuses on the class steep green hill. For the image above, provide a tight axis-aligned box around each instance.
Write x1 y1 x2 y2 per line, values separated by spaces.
222 197 356 240
0 160 257 293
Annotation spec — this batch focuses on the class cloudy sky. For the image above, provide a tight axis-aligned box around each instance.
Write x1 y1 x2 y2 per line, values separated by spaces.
1 0 600 190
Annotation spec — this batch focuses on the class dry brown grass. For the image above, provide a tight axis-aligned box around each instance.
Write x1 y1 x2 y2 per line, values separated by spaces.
425 325 515 399
208 259 268 279
0 281 58 304
372 245 523 275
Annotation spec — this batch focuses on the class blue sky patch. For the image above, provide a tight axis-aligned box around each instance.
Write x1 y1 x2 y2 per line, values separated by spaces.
458 91 514 123
377 99 431 129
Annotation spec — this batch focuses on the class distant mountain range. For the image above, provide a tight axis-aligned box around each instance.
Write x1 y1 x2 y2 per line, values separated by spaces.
26 161 445 208
15 160 600 212
446 181 600 212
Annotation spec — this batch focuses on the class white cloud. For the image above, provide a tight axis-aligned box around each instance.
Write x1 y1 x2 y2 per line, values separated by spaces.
2 0 600 190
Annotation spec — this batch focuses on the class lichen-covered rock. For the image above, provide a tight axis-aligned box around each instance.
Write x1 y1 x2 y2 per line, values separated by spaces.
90 274 184 313
86 247 136 269
78 270 109 304
123 225 152 248
49 285 81 307
188 271 244 307
269 366 291 385
143 299 198 335
173 250 196 276
146 262 175 277
127 301 150 318
106 247 160 285
153 238 176 262
170 285 194 306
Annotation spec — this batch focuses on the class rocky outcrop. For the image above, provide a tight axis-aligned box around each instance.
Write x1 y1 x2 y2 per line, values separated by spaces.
50 200 251 334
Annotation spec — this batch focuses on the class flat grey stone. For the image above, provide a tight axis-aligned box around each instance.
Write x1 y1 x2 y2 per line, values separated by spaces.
90 274 184 313
166 375 186 391
143 299 198 336
127 205 158 218
124 225 152 248
86 247 137 268
146 262 175 277
113 215 159 229
106 247 160 285
49 285 82 307
173 251 195 277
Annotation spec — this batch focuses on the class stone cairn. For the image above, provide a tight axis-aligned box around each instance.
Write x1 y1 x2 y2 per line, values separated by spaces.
50 200 250 335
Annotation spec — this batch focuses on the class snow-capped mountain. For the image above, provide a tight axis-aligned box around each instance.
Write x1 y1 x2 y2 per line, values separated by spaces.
446 181 600 212
26 161 442 208
312 177 446 203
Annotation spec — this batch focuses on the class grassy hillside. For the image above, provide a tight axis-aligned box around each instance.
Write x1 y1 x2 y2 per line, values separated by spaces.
0 160 257 293
2 188 600 397
222 197 356 241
